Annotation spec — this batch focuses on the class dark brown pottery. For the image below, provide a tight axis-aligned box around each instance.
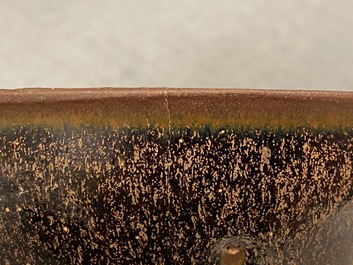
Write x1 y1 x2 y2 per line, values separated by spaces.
0 88 353 264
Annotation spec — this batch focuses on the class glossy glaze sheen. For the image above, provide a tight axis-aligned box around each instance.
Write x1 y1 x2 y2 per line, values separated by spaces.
0 88 352 264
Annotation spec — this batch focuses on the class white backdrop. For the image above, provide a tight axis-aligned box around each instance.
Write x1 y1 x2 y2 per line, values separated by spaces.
1 1 353 90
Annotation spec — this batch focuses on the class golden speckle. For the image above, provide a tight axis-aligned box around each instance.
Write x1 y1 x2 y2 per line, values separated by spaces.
0 125 352 264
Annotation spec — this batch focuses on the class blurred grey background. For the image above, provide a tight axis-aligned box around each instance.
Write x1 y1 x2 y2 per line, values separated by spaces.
1 0 353 91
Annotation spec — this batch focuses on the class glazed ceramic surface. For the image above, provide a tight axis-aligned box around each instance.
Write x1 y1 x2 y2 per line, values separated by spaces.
0 88 353 264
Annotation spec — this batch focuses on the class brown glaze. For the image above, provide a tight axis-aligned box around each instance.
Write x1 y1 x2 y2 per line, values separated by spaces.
220 244 246 265
0 88 352 129
0 88 353 264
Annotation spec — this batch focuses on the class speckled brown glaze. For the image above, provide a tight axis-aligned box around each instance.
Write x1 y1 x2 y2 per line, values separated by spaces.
0 88 353 264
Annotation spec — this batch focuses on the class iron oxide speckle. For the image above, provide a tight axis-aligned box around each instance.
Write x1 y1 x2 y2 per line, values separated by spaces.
0 126 352 264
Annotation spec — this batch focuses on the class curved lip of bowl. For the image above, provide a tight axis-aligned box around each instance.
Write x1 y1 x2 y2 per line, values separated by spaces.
0 88 352 130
